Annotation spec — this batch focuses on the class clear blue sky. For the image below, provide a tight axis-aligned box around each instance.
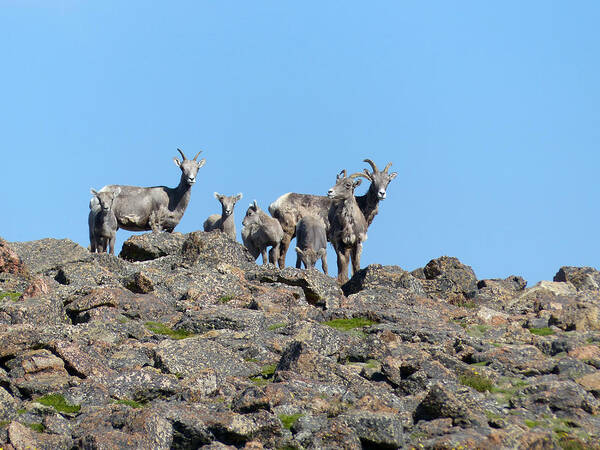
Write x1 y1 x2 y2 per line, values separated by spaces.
2 1 599 285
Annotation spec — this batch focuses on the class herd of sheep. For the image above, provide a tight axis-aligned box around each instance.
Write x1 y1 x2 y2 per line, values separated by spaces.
88 149 397 283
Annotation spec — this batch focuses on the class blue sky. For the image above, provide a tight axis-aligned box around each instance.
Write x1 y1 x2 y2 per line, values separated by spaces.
2 1 599 285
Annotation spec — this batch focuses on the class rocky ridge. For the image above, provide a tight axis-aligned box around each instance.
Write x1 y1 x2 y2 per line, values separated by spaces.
0 233 599 449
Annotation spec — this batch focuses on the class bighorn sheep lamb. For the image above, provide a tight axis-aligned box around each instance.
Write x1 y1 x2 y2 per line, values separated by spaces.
295 215 328 274
89 188 121 254
203 192 243 240
242 201 284 265
327 170 368 283
89 149 205 233
268 159 396 268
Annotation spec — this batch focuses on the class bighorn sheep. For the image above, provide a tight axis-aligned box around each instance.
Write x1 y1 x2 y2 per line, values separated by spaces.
268 159 396 268
203 192 243 240
89 149 205 233
88 188 121 254
327 170 368 283
295 215 328 274
241 201 284 265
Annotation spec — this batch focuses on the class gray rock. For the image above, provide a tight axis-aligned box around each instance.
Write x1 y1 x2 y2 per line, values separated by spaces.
554 266 600 291
119 231 186 262
343 264 425 296
10 238 91 276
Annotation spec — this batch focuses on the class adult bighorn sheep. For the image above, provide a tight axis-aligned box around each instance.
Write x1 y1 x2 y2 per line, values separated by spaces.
268 159 396 268
327 170 368 283
89 149 205 234
203 192 243 240
241 201 284 265
295 215 328 274
88 187 121 254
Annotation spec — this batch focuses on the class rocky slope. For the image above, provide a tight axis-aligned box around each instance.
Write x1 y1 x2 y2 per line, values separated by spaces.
0 233 599 449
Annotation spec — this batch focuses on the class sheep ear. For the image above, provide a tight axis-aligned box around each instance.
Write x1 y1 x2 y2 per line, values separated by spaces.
252 200 258 210
112 187 121 198
90 188 98 196
295 247 304 256
353 179 362 188
197 158 206 168
173 157 182 167
389 172 398 180
214 192 222 200
235 193 243 202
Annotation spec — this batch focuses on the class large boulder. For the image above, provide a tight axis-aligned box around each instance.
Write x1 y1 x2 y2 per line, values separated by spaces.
415 256 478 302
10 238 91 276
554 266 600 291
119 232 186 262
342 264 425 296
0 237 28 276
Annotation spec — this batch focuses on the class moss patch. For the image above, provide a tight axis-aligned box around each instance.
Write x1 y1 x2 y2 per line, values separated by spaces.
113 398 145 409
0 291 21 301
322 318 376 332
267 322 287 331
145 321 195 340
529 327 554 336
279 413 303 430
26 422 45 433
36 393 81 414
459 371 493 393
217 295 235 304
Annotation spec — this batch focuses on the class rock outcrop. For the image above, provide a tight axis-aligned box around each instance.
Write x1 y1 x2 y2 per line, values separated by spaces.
1 234 599 449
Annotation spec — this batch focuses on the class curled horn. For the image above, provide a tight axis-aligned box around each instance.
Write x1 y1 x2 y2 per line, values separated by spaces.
383 162 393 173
363 159 379 173
177 148 187 160
349 171 371 180
192 150 202 161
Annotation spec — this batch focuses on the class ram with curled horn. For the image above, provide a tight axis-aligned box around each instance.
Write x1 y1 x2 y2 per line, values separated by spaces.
268 160 397 268
88 148 206 245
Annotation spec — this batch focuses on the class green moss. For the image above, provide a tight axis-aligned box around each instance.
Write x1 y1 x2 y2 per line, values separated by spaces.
0 291 21 301
470 361 489 367
267 322 287 331
217 295 235 304
322 317 376 332
36 394 81 414
365 359 380 369
529 327 554 336
0 420 10 427
459 372 493 393
466 324 489 338
525 419 541 428
114 398 145 409
26 422 45 433
261 364 277 378
145 321 195 339
250 376 271 386
16 408 26 415
278 413 303 430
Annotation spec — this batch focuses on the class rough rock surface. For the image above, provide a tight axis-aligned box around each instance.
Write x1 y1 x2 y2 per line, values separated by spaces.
1 232 599 449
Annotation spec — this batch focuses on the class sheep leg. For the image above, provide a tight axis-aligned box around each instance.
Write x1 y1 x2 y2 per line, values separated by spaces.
109 236 116 255
336 247 351 284
321 253 328 276
295 253 303 269
261 247 268 265
277 233 293 269
268 244 280 266
350 243 362 276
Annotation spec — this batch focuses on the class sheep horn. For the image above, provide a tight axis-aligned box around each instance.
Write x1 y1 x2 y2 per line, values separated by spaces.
192 151 202 161
383 162 393 173
337 169 347 180
177 148 187 160
349 172 370 180
363 159 379 173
